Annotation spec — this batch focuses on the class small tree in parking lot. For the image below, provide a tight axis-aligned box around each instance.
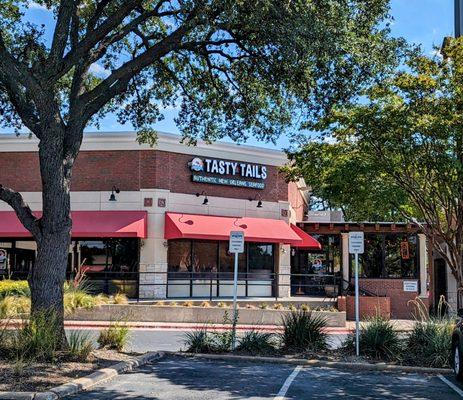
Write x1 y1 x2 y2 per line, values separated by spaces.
0 0 402 345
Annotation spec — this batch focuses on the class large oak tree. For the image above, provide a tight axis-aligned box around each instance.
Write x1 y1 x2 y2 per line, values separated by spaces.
0 0 401 341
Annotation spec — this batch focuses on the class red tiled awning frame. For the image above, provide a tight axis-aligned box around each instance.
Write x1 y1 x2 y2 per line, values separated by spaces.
0 211 147 238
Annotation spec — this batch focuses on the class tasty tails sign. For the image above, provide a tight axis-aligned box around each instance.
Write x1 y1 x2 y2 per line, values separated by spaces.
189 157 267 189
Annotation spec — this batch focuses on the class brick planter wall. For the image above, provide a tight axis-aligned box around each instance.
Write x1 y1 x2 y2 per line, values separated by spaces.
356 279 428 319
338 295 391 320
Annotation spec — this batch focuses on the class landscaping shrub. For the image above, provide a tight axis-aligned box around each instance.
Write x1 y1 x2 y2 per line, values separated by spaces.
183 328 214 353
0 296 30 317
400 296 454 368
403 320 453 368
12 312 62 362
236 331 277 355
113 293 129 305
0 280 30 298
280 310 327 352
343 316 402 361
259 303 268 309
97 322 130 351
200 301 211 308
300 304 310 312
273 303 283 310
217 301 227 308
64 290 98 315
67 331 94 362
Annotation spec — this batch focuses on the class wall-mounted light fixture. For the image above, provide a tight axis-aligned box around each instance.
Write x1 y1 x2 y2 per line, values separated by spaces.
109 186 120 201
196 191 208 205
248 194 263 208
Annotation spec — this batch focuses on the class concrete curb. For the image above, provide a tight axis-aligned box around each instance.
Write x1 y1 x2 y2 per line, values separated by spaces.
0 352 164 400
168 351 453 375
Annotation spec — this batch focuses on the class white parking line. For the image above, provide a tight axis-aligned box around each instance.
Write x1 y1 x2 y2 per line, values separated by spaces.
273 365 303 400
438 375 463 398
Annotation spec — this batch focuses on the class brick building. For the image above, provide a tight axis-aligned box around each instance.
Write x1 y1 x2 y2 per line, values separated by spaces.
0 132 431 318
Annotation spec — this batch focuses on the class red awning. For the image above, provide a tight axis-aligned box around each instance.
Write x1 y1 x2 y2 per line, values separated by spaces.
290 224 322 250
165 212 303 244
0 211 147 238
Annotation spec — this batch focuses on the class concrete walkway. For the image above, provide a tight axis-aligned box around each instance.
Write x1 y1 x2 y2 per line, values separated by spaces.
4 318 417 333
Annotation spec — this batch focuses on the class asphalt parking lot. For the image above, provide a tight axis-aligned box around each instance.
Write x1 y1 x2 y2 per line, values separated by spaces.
71 355 463 399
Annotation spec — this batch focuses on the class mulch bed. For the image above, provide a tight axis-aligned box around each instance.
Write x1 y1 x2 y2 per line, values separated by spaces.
0 349 137 392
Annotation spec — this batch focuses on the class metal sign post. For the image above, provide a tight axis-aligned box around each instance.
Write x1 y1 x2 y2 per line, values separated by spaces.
349 231 364 357
229 230 244 350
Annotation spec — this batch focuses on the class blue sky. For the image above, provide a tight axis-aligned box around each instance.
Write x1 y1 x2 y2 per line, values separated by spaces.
2 1 455 149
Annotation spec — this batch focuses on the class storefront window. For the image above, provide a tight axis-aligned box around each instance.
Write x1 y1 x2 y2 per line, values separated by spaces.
80 241 108 274
351 233 418 279
0 240 35 280
167 239 276 297
192 241 218 276
300 234 341 275
74 239 139 297
218 242 246 279
168 240 192 275
248 244 273 278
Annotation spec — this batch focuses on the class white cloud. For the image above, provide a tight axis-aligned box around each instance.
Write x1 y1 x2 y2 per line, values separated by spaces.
88 63 110 78
28 2 49 11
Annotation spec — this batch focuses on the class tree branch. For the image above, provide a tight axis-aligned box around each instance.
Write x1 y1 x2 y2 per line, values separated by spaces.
46 0 143 81
80 16 197 122
0 185 41 240
48 0 76 68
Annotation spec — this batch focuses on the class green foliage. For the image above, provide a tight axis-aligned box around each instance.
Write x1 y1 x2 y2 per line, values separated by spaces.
183 328 215 353
280 310 328 352
286 37 463 283
97 322 130 352
67 330 94 362
236 330 277 355
403 320 453 368
12 312 62 362
403 296 454 368
344 316 402 361
0 0 402 141
0 295 30 317
0 280 30 298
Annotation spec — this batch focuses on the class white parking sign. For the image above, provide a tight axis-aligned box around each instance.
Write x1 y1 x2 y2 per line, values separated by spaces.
349 232 364 254
229 231 244 253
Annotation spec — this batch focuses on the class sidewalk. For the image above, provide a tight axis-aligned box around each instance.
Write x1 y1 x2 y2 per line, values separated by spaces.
345 319 416 332
5 319 416 333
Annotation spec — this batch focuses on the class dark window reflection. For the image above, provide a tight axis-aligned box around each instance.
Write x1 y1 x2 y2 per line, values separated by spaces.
351 233 418 279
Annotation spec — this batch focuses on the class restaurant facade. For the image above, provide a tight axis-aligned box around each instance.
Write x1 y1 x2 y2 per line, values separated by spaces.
0 132 435 318
0 132 321 301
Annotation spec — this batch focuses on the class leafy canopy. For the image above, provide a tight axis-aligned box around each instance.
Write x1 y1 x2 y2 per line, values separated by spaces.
0 0 402 143
287 37 463 282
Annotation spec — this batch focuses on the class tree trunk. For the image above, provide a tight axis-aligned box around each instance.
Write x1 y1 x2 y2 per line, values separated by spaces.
29 132 73 347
